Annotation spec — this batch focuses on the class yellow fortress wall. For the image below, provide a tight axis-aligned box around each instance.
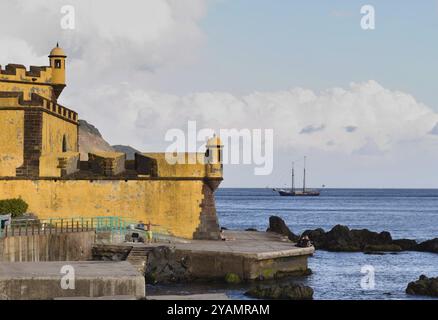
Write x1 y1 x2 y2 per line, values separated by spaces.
0 81 53 101
0 45 223 240
0 110 24 176
41 112 78 154
0 179 215 239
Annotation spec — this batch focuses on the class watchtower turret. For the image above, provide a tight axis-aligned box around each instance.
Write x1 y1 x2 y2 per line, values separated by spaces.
205 134 223 178
49 43 67 99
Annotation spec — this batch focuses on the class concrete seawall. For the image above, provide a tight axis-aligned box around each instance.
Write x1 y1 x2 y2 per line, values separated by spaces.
0 231 95 262
0 261 145 300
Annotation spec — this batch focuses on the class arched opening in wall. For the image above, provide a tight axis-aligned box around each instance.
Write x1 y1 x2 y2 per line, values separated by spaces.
62 135 68 152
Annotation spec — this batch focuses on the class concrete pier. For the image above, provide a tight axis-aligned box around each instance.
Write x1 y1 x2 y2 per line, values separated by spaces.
94 231 315 281
0 261 145 300
166 231 314 280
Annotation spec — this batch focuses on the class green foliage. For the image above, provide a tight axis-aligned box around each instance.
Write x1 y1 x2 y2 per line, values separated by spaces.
225 272 241 284
0 198 28 218
260 268 276 280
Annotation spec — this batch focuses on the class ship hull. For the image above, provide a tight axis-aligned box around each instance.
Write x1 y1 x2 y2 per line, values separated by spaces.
278 190 320 197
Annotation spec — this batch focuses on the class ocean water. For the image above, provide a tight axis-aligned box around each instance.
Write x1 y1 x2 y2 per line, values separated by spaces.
148 188 438 300
216 188 438 300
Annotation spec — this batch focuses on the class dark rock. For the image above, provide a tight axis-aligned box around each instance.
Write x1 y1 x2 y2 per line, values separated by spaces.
268 217 438 254
363 244 402 254
303 225 406 252
406 275 438 297
324 225 361 251
350 229 393 246
416 238 438 253
266 216 299 242
145 246 191 284
392 239 418 251
302 228 326 247
92 244 131 261
246 283 313 300
364 251 386 255
245 228 258 232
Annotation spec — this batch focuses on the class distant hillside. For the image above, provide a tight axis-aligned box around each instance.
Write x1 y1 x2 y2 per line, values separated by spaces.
78 120 114 160
78 120 141 160
112 145 141 160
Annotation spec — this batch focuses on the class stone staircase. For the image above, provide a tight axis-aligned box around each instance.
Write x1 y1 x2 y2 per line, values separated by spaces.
126 246 151 275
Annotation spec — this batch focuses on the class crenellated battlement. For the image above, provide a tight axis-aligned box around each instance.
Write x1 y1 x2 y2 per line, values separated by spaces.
0 92 77 123
0 44 67 101
0 64 51 79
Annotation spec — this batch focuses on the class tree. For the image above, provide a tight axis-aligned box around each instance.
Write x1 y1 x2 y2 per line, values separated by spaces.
0 198 29 218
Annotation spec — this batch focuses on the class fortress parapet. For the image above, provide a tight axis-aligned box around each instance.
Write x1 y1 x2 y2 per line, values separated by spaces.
0 92 78 123
88 152 126 176
0 64 50 80
39 151 80 177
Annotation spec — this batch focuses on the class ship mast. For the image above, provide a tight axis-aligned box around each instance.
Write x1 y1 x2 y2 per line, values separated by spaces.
303 156 306 192
291 162 295 192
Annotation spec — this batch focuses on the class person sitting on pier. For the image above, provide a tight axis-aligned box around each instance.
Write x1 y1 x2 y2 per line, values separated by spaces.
136 221 145 230
297 234 312 248
220 228 236 241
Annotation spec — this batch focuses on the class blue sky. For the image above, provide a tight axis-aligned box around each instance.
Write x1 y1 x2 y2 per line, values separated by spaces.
183 0 438 109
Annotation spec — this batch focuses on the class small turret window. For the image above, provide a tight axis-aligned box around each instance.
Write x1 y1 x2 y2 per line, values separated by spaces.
55 59 62 69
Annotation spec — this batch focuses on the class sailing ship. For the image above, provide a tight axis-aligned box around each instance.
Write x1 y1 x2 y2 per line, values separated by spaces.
275 156 320 197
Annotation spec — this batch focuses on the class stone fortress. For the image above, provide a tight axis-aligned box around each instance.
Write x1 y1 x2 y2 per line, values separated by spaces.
0 45 223 240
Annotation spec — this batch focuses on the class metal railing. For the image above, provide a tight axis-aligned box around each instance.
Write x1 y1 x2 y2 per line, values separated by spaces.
0 216 171 240
0 218 94 237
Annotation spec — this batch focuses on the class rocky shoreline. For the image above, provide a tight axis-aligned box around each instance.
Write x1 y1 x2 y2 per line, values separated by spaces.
266 216 438 299
245 283 314 300
268 216 438 254
406 275 438 297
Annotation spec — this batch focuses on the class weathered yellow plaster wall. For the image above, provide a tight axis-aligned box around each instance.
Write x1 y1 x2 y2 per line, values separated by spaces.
0 179 206 239
39 151 79 177
0 110 24 176
0 81 53 100
141 152 223 178
143 153 207 177
41 112 78 155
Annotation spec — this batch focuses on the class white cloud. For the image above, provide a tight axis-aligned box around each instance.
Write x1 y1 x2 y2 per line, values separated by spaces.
0 0 207 80
67 81 438 158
